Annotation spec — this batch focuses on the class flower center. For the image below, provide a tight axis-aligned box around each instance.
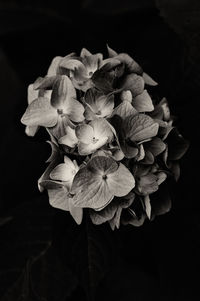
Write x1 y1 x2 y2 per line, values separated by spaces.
57 109 63 115
89 71 93 77
92 137 99 144
102 174 107 180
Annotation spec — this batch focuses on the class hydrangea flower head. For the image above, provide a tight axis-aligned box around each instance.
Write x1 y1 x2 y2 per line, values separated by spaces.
21 46 189 229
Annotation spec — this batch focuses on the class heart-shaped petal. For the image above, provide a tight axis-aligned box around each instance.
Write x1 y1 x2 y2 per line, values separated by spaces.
132 90 154 112
21 97 57 127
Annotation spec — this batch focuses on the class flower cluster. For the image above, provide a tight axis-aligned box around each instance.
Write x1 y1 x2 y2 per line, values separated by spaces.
21 46 189 229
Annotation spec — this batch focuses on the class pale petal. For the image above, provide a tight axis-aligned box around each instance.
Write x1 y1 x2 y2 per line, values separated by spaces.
75 124 94 144
107 163 135 197
80 48 92 57
58 126 78 147
50 162 74 182
69 201 83 225
132 90 154 112
51 75 76 109
48 186 70 211
78 137 108 155
71 167 113 209
21 97 57 127
90 118 114 142
25 125 39 137
142 72 158 86
47 56 63 76
120 90 132 103
33 76 57 90
65 98 85 122
27 84 38 104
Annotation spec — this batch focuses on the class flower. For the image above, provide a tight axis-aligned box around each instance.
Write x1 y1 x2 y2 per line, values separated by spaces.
84 88 114 120
21 46 189 228
70 156 135 210
76 118 114 155
21 75 84 129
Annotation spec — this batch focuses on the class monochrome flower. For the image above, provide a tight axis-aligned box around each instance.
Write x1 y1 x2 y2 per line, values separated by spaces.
21 46 189 227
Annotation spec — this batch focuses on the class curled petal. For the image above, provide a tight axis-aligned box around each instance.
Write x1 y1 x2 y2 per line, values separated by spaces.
142 72 158 86
121 74 144 97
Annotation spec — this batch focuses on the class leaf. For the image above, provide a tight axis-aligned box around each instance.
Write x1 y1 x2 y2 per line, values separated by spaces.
124 114 159 142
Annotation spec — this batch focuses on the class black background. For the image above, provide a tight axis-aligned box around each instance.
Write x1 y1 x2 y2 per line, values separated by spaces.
0 0 199 300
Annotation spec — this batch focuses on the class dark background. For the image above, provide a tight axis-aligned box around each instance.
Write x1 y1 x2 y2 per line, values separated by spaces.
0 0 199 300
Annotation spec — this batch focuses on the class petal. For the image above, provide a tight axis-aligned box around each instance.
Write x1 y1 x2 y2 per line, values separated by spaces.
86 156 119 176
51 75 76 109
60 59 88 81
75 124 94 144
167 129 189 160
121 74 144 97
90 118 114 142
47 56 63 76
65 98 85 122
115 53 143 74
71 166 113 209
78 137 108 155
107 163 135 197
80 48 92 57
157 172 167 185
50 161 75 182
143 195 151 219
107 44 118 57
58 126 78 147
112 100 138 120
120 90 132 103
90 202 118 225
27 84 38 104
142 72 158 86
21 97 57 127
33 76 57 90
82 53 103 74
132 90 154 112
69 202 83 225
84 104 97 121
25 125 39 137
109 207 122 230
144 137 166 156
48 186 70 211
124 114 159 142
